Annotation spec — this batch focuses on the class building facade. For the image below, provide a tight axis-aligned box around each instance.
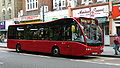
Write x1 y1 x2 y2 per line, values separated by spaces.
0 0 22 21
0 0 22 41
14 0 53 23
15 0 71 23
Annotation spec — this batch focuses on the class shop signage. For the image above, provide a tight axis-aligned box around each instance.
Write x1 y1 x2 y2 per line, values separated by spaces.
52 18 58 20
91 5 109 17
112 6 120 18
14 15 41 21
45 9 69 22
73 5 109 18
73 8 91 17
0 21 5 29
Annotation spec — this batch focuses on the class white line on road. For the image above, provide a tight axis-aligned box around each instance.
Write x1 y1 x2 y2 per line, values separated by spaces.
0 62 4 65
70 59 120 66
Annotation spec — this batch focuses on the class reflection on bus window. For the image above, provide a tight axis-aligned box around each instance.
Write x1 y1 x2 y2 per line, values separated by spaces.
81 23 102 44
72 24 84 42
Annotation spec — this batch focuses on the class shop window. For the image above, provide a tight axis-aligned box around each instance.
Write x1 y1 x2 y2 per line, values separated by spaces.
105 26 109 35
117 26 120 36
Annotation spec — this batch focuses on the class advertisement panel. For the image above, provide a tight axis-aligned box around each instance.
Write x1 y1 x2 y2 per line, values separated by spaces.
0 21 5 30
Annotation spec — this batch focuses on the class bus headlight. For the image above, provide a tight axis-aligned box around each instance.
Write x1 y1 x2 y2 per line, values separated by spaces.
100 48 103 50
86 48 92 50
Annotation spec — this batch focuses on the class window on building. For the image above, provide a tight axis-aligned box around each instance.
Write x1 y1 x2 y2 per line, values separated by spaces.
2 0 5 6
41 6 48 12
8 0 11 4
81 0 93 5
53 0 57 9
26 0 38 11
8 8 12 19
97 0 106 3
2 10 5 20
67 0 77 8
53 0 66 10
61 0 66 7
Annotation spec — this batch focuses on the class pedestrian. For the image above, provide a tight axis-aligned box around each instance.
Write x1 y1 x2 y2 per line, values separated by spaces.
113 34 120 55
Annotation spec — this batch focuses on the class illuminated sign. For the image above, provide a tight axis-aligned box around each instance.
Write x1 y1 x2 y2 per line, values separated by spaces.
80 19 96 24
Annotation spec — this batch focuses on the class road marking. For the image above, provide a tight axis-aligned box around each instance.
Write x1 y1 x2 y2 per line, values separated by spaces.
70 59 120 66
0 51 8 53
19 53 52 58
88 57 117 61
0 62 4 65
1 48 120 66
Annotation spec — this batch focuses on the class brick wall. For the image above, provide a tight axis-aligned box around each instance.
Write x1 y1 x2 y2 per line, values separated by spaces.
22 0 53 16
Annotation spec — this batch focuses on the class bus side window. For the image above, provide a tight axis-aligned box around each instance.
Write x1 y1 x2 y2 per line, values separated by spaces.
16 26 25 40
65 26 72 41
8 26 17 39
49 27 53 40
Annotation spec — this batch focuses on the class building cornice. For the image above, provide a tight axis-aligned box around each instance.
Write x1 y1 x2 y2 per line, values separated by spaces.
71 2 109 10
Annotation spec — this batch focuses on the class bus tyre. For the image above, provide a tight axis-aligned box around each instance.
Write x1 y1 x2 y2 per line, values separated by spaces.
52 47 60 56
16 45 22 52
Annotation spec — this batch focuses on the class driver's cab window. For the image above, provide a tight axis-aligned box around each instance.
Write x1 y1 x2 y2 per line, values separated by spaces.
71 24 84 42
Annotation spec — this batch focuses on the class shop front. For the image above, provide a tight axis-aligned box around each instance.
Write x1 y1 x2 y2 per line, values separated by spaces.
0 20 15 42
112 6 120 36
0 21 6 36
68 4 110 45
111 6 120 45
95 17 110 45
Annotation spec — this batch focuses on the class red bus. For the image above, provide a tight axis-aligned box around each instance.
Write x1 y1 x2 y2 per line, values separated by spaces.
7 17 104 56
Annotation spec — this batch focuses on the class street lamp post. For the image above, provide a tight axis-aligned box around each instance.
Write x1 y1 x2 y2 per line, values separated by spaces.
42 0 45 22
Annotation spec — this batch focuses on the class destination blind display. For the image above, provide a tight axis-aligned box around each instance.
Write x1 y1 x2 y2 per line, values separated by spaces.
79 18 98 25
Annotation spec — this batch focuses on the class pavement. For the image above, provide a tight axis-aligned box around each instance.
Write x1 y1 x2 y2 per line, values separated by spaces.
0 43 7 48
0 42 120 57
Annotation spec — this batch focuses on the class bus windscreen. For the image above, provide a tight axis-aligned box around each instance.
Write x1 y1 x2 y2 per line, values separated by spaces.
78 18 103 46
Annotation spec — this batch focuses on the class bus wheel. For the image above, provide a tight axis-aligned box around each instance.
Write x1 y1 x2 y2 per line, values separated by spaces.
52 47 60 56
16 45 22 52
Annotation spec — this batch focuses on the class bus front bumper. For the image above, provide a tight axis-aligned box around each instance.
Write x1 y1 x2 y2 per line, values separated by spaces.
85 48 103 55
